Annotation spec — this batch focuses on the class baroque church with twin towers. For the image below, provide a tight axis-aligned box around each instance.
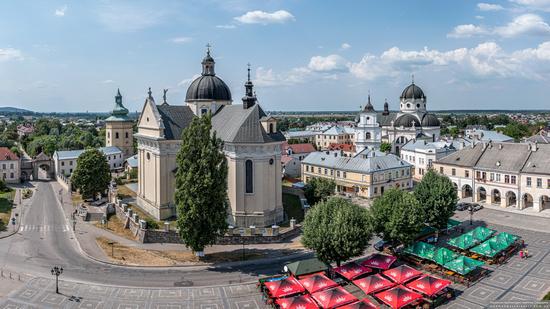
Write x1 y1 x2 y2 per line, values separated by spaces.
134 48 285 227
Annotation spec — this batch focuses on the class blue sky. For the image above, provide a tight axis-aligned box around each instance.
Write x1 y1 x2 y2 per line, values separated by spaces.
2 0 550 112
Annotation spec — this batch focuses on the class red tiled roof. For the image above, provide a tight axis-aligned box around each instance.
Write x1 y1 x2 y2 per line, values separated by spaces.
281 155 294 164
282 142 316 155
328 143 355 152
0 147 19 161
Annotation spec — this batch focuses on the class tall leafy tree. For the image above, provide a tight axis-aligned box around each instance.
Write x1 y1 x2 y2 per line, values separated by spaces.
71 149 110 199
414 169 457 230
175 114 228 256
380 142 392 153
370 188 424 247
303 177 335 205
302 197 372 266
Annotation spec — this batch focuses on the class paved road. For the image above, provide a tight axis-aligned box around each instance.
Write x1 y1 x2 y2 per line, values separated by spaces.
0 182 294 288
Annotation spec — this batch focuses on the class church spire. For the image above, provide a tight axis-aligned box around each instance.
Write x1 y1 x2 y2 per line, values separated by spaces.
110 88 129 118
242 63 257 109
383 98 390 116
201 43 216 76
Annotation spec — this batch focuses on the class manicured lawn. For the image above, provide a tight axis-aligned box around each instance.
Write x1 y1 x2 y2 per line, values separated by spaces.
283 193 304 223
0 190 15 231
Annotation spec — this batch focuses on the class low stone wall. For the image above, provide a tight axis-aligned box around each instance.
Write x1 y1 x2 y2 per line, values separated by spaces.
111 197 301 245
56 174 71 192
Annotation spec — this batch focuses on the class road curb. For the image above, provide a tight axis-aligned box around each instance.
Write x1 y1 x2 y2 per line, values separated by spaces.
0 188 34 240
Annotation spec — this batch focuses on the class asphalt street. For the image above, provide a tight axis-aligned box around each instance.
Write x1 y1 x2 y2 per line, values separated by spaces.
0 181 297 288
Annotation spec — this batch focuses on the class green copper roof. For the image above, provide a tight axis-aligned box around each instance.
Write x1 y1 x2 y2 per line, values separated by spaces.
106 89 130 121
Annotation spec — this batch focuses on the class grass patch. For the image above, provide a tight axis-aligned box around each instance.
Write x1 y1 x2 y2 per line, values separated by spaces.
0 190 14 231
283 193 304 223
72 193 84 207
544 291 550 301
94 215 138 241
117 185 137 200
95 236 267 266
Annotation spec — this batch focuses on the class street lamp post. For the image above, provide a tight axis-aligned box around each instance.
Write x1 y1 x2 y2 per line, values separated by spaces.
50 266 63 294
469 205 474 225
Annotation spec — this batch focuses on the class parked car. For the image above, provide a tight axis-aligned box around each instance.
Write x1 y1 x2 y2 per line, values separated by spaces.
455 202 469 211
373 240 394 252
471 203 483 212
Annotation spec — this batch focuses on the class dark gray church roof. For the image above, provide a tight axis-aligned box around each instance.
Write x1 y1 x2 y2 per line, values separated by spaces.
377 112 397 126
421 113 440 127
185 75 232 102
394 114 421 127
401 83 425 99
157 104 195 139
212 104 285 144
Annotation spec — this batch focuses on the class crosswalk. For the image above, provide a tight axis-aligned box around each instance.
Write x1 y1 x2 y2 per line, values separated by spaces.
20 224 71 233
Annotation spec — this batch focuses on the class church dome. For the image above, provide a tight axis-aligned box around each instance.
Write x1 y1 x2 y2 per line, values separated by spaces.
185 49 232 102
400 83 425 100
421 113 440 127
394 114 420 127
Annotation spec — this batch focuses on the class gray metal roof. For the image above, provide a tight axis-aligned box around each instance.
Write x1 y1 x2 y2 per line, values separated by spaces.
436 143 485 167
303 151 411 174
211 104 285 144
157 104 195 140
401 83 425 99
54 146 122 160
377 112 397 126
521 144 550 174
475 142 531 173
185 75 232 102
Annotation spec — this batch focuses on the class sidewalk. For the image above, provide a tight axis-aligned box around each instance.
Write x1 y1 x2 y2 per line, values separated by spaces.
50 181 308 267
0 184 34 239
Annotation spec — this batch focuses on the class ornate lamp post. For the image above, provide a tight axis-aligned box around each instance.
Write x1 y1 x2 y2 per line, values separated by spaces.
469 205 474 225
50 266 63 294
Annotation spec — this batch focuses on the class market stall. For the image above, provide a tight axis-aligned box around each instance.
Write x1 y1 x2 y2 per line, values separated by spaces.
382 265 423 285
311 286 358 309
334 262 373 281
374 286 424 309
353 274 396 295
361 254 397 270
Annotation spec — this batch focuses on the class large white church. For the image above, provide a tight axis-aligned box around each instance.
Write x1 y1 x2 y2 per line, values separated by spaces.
134 49 285 227
354 81 441 155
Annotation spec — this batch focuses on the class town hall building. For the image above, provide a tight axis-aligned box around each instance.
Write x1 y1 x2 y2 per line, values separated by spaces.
135 49 285 227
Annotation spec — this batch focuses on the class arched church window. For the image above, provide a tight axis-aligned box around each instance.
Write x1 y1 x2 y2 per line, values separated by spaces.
407 103 411 108
115 132 119 139
416 104 420 108
245 160 253 193
366 132 371 140
125 132 129 138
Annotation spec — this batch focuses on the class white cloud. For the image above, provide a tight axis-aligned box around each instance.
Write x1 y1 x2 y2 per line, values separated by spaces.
448 24 489 38
340 43 351 50
477 2 504 11
216 24 236 29
177 74 201 87
234 10 295 25
170 37 193 44
495 13 550 37
98 3 166 32
55 5 67 17
308 54 349 72
0 48 23 62
476 15 485 19
510 0 550 11
101 79 114 84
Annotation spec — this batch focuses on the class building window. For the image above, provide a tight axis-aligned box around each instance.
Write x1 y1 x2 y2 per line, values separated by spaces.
504 175 510 183
245 160 253 194
496 173 500 182
61 162 65 166
269 123 274 134
527 177 532 187
537 178 542 188
337 171 341 178
201 108 208 115
125 132 129 138
115 132 119 139
451 168 456 176
70 169 73 173
343 172 347 178
10 173 13 179
324 168 327 175
511 175 516 184
146 153 150 160
374 187 378 194
317 167 321 173
490 173 494 181
547 179 550 188
306 165 309 172
69 161 73 166
9 163 13 169
465 170 470 178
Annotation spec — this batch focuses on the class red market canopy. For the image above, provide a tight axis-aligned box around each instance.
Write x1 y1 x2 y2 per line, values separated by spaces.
311 286 358 309
406 275 452 297
382 265 423 284
299 274 338 294
337 299 379 309
334 262 373 281
353 274 396 295
361 254 397 270
276 294 320 309
264 276 305 298
374 286 423 309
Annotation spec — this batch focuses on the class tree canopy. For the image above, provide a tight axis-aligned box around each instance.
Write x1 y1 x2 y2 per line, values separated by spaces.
71 149 111 199
304 177 336 205
370 188 425 247
175 114 228 255
301 197 372 266
380 142 392 153
414 169 457 230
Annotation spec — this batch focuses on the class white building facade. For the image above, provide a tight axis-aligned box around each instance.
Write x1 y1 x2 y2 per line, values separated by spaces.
53 146 124 177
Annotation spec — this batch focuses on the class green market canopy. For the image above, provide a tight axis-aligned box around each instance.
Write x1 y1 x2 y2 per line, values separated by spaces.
430 247 459 266
447 233 478 250
447 219 461 230
470 226 496 242
495 232 519 246
285 258 327 277
403 242 437 260
470 239 506 258
443 256 485 275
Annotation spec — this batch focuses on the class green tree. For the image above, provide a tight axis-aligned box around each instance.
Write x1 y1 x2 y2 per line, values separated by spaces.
414 170 457 230
380 142 392 153
370 188 424 247
26 135 57 156
502 122 530 141
302 197 372 266
303 177 335 205
175 114 228 256
71 149 111 199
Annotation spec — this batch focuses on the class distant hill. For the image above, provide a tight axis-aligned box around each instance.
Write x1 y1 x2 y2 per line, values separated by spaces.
0 107 34 114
